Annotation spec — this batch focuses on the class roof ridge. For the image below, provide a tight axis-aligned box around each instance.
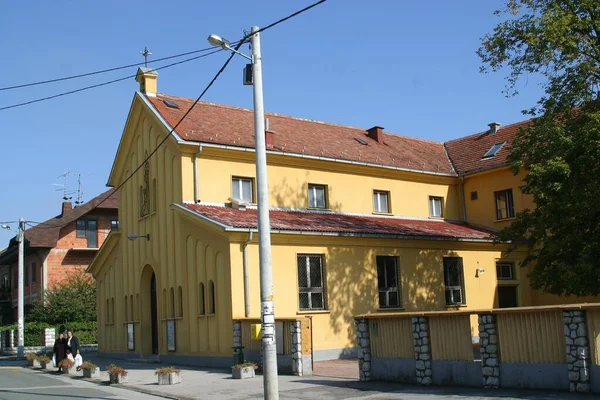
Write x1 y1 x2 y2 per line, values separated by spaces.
156 93 444 145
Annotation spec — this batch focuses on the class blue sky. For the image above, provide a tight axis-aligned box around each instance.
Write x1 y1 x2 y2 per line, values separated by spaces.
0 0 543 245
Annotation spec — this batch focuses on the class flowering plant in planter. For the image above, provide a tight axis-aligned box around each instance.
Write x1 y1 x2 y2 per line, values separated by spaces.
155 366 182 385
107 364 129 384
80 361 98 378
58 358 75 374
25 354 38 367
231 361 258 379
37 355 51 369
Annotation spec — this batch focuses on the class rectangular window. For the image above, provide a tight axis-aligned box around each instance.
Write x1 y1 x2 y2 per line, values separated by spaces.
495 189 515 220
498 286 518 308
232 177 254 203
496 262 514 280
429 196 443 218
87 220 98 248
308 184 327 209
76 219 86 237
2 275 8 289
297 254 326 311
443 257 466 305
376 256 401 308
111 220 119 231
31 262 36 283
373 191 390 213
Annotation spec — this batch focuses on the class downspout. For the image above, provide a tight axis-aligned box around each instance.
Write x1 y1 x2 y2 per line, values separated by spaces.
242 231 254 317
460 176 468 223
193 144 202 203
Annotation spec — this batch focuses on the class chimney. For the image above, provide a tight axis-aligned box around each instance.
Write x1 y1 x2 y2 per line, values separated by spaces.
135 67 158 97
61 201 72 217
488 122 501 134
366 126 385 144
265 117 275 149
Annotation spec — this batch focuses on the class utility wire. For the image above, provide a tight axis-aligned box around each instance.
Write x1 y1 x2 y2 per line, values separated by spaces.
0 45 238 92
0 49 223 112
28 0 329 213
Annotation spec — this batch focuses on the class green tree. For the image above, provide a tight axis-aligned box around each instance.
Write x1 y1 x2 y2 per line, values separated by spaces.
478 0 600 296
28 272 96 324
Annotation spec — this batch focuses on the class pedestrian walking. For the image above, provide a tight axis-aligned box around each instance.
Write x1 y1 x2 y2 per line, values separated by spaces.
52 333 67 372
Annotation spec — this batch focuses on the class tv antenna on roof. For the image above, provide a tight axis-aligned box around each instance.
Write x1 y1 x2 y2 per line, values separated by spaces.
52 171 73 201
74 174 84 206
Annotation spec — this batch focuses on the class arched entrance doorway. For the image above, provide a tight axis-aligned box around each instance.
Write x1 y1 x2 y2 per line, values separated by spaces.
150 273 158 354
141 265 159 355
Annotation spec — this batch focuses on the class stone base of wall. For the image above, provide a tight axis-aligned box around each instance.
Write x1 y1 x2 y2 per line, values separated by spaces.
371 358 416 383
500 363 569 391
431 360 482 387
2 344 97 356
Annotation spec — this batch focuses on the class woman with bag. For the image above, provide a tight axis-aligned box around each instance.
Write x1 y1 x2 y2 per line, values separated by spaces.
52 333 67 372
67 330 83 370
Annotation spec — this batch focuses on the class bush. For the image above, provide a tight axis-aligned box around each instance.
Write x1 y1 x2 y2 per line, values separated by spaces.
0 320 98 346
80 361 97 370
155 366 181 375
56 321 97 344
107 364 128 376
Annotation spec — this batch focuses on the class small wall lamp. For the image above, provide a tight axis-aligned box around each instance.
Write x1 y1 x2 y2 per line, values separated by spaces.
127 233 150 241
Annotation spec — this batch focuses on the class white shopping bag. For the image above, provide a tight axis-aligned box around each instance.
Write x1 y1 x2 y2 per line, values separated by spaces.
52 354 56 367
74 354 83 368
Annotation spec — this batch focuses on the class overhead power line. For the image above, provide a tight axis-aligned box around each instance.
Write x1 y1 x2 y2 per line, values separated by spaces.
92 0 328 211
0 49 223 112
0 45 238 92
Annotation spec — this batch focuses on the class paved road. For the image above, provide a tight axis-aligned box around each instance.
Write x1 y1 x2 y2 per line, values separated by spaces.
0 366 166 400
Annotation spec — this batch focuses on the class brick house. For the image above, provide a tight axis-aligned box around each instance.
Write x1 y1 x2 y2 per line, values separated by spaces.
0 189 118 320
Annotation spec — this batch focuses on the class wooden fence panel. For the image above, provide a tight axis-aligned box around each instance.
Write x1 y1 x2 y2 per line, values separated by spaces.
369 318 413 359
429 315 473 361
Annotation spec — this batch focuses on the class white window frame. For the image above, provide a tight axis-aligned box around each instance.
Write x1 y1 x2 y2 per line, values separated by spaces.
495 189 515 220
496 262 514 280
376 256 401 308
373 190 390 213
429 196 443 218
232 177 254 203
308 184 327 209
443 257 466 306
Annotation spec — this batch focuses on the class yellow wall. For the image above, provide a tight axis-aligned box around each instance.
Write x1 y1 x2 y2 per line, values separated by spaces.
93 98 233 357
463 167 534 230
196 148 462 220
229 234 530 353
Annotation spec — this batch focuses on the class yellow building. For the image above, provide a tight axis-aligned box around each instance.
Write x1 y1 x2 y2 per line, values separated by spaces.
87 69 590 369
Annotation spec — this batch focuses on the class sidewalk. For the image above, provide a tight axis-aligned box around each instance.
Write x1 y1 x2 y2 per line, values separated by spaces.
3 353 597 399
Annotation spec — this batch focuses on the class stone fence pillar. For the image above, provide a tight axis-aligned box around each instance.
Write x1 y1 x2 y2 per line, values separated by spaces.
290 320 303 376
44 328 56 349
355 318 371 381
563 310 590 393
232 320 243 365
8 329 15 351
412 317 432 385
478 314 500 388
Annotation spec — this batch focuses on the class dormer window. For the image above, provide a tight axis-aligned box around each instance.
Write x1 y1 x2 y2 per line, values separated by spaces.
482 142 506 159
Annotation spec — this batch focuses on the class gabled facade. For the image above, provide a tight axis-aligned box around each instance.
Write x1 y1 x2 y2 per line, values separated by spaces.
90 70 595 367
0 189 118 319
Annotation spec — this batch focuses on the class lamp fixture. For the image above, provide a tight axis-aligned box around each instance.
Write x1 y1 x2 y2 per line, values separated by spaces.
207 34 252 61
1 224 11 230
127 233 150 241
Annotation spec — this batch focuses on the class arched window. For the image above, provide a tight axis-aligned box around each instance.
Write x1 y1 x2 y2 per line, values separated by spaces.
111 298 115 323
170 288 175 318
105 299 109 323
208 280 215 314
135 294 140 321
177 286 183 317
124 296 128 322
130 294 134 321
199 282 205 315
162 289 167 318
151 178 157 213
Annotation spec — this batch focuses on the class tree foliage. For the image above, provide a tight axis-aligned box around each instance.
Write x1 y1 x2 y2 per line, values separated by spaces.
28 272 96 324
479 0 600 296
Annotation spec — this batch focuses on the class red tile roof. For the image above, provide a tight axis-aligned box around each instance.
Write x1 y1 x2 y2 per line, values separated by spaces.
181 204 493 241
146 95 456 175
23 189 118 249
444 120 532 175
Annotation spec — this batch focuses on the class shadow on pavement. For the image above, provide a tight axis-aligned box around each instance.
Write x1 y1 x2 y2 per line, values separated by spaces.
294 379 597 399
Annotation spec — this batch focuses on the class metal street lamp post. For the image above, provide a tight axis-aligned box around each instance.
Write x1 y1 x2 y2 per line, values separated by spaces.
208 26 279 399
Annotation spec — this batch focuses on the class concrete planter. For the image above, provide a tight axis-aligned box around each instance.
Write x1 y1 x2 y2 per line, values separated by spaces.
232 367 255 379
83 367 100 378
109 373 129 384
28 359 41 368
157 372 182 385
40 362 52 370
62 366 75 375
